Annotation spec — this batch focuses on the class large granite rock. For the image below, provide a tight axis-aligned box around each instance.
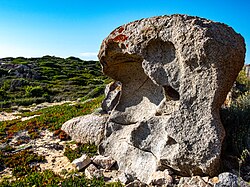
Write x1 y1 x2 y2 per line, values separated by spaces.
97 14 245 183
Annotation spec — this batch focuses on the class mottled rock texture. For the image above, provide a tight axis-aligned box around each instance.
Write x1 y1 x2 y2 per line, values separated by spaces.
61 114 108 145
97 14 245 183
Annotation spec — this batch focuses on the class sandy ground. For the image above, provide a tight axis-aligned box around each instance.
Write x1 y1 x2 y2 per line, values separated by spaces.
0 100 78 122
0 130 77 181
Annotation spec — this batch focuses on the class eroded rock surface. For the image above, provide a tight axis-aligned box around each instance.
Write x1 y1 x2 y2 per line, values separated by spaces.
97 14 245 183
61 114 108 145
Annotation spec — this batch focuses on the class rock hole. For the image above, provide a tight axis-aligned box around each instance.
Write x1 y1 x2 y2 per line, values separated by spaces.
144 39 176 65
164 86 180 101
166 136 177 145
155 86 180 116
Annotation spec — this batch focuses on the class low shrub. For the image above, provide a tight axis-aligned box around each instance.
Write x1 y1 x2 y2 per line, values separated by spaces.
0 170 123 187
0 89 7 100
82 86 105 101
221 91 250 156
0 95 103 142
25 86 45 97
0 148 46 177
64 143 98 162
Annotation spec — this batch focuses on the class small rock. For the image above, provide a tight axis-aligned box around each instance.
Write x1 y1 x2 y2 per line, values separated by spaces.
72 154 91 170
85 164 104 179
118 172 135 185
209 176 219 184
178 176 212 187
12 145 32 153
215 172 250 187
202 176 209 183
92 155 116 170
148 170 173 186
44 143 64 150
103 170 119 182
125 180 148 187
0 143 8 150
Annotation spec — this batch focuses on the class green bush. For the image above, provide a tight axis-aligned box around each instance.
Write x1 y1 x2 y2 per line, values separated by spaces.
64 143 98 162
13 97 47 106
0 89 7 100
53 75 68 80
232 69 250 100
12 57 28 64
82 86 105 101
237 69 250 87
1 80 11 91
0 68 8 77
221 91 250 156
25 86 45 97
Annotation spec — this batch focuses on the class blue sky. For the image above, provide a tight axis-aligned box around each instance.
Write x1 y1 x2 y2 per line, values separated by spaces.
0 0 249 64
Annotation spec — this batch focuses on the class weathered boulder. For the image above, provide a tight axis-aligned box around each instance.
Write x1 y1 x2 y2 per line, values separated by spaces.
85 164 104 179
92 155 116 170
148 170 173 186
178 176 213 187
214 172 250 187
98 14 245 183
61 114 108 145
71 154 91 171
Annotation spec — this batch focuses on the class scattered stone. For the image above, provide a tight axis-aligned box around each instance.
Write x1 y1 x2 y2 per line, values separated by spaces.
61 114 108 145
178 176 212 187
98 14 245 182
12 145 32 153
44 143 64 151
103 170 120 182
202 176 209 183
209 176 219 184
0 143 8 150
125 180 148 187
118 172 135 185
215 172 250 187
148 170 173 186
18 107 31 113
92 155 116 170
72 154 91 171
85 164 104 179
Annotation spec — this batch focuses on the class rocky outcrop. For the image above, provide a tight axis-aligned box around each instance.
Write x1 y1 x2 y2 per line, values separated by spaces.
97 14 245 183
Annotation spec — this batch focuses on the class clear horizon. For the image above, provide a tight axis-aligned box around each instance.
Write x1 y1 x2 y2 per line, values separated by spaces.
0 0 249 64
